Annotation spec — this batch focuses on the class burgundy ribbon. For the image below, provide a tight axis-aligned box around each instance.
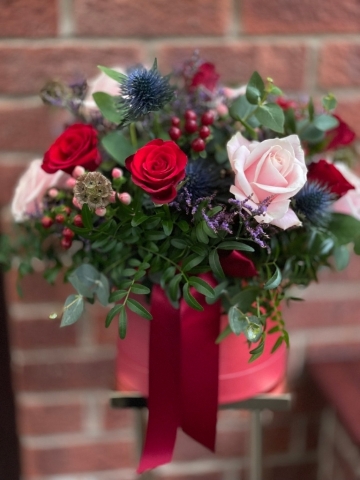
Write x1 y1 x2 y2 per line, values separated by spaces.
137 273 220 472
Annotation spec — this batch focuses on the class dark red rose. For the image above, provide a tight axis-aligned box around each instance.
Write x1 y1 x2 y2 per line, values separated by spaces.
326 114 356 150
276 97 298 111
41 124 101 174
307 159 355 197
125 139 187 204
190 62 220 92
219 250 257 278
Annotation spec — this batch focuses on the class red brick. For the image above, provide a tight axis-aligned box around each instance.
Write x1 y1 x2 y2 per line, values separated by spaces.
158 44 307 90
0 44 143 94
317 254 360 283
0 155 32 207
0 0 57 38
318 43 360 89
18 400 83 435
159 474 224 480
22 438 135 476
10 318 77 350
103 401 133 430
95 309 118 345
0 102 59 152
13 357 115 392
5 270 73 304
284 297 360 330
242 0 360 34
264 462 317 480
335 96 360 139
263 424 291 455
74 0 231 37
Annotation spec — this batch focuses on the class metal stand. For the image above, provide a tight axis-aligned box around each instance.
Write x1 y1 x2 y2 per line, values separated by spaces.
110 391 292 480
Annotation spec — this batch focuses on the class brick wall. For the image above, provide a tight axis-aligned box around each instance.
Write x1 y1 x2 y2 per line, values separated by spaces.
1 1 360 479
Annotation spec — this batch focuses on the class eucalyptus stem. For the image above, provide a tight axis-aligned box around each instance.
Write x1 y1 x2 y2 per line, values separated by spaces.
129 122 138 149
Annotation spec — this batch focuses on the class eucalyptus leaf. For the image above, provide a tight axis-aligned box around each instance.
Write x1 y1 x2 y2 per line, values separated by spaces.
334 245 350 271
246 71 265 105
228 306 247 335
96 274 110 306
61 294 84 327
313 114 339 132
101 131 135 166
264 265 282 290
229 95 257 122
69 264 100 298
254 104 284 133
92 92 123 124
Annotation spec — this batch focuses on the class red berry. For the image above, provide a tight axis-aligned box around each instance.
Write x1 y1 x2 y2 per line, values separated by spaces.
184 109 197 121
41 216 53 229
73 215 84 227
191 138 205 152
199 125 211 139
184 120 198 134
61 236 72 250
55 214 65 224
63 227 75 239
62 206 71 215
171 116 181 127
201 111 215 126
168 126 181 141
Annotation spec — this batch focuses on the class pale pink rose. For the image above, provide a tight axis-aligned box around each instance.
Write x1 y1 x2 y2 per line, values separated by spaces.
11 159 70 222
82 66 125 112
332 163 360 220
227 132 307 229
223 85 247 99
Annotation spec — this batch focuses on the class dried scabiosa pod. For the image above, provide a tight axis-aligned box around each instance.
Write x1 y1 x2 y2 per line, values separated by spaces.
74 172 114 210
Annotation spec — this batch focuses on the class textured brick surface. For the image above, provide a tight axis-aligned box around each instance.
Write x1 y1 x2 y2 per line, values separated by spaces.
158 43 307 90
10 318 77 350
0 0 57 38
22 438 135 476
335 97 360 138
318 43 360 89
0 156 32 207
14 357 115 391
242 0 360 34
0 45 143 94
18 400 83 435
74 0 231 37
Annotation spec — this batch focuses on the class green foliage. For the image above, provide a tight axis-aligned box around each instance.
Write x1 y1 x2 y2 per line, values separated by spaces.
92 92 124 124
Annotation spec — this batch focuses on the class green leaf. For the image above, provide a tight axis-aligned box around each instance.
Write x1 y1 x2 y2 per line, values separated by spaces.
183 283 203 311
105 304 124 327
308 97 315 121
92 92 123 124
96 273 110 306
168 273 182 302
118 306 127 339
81 204 93 229
209 249 225 279
215 324 232 343
162 219 173 236
354 235 360 255
188 276 215 298
101 131 135 166
254 104 284 133
130 283 151 295
98 65 127 83
228 306 247 335
61 295 84 327
182 254 205 272
195 222 209 244
127 298 152 320
322 94 337 112
299 123 324 143
171 238 188 249
69 264 100 298
229 95 257 122
231 287 259 312
313 114 339 132
328 213 360 245
217 241 254 252
109 290 127 302
246 71 265 105
271 336 284 353
264 265 282 290
334 245 350 271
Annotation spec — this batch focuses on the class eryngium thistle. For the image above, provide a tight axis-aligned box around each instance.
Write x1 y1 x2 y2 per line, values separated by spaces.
293 181 336 227
74 172 113 210
118 60 174 122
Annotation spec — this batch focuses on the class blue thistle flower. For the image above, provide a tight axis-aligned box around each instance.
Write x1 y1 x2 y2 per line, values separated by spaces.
293 181 336 227
118 59 174 122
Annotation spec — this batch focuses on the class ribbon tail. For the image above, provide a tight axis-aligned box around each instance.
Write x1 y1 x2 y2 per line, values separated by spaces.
180 273 221 451
137 285 181 473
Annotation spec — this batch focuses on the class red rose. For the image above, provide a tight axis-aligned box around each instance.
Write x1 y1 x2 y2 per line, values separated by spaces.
41 124 101 174
307 159 355 197
125 139 187 204
326 114 356 150
190 62 220 92
219 250 257 278
276 97 298 111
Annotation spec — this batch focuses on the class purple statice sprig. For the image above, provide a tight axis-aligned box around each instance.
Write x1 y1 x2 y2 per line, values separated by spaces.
229 196 273 253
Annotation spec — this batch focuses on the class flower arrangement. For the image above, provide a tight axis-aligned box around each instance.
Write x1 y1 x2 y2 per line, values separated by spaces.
1 52 359 470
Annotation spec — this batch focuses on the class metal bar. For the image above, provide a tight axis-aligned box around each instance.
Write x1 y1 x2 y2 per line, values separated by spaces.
250 410 262 480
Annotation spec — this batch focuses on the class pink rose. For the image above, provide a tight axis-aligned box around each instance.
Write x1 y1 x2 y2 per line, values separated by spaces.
82 66 125 113
332 163 360 220
11 159 70 222
227 133 307 229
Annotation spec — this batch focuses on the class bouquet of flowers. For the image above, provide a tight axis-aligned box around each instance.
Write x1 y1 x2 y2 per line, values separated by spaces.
2 52 359 471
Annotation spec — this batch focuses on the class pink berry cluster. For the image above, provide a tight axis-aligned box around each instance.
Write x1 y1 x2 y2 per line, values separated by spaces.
41 207 83 250
168 109 214 152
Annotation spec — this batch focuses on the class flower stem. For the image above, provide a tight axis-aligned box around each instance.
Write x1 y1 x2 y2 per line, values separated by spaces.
129 122 138 149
